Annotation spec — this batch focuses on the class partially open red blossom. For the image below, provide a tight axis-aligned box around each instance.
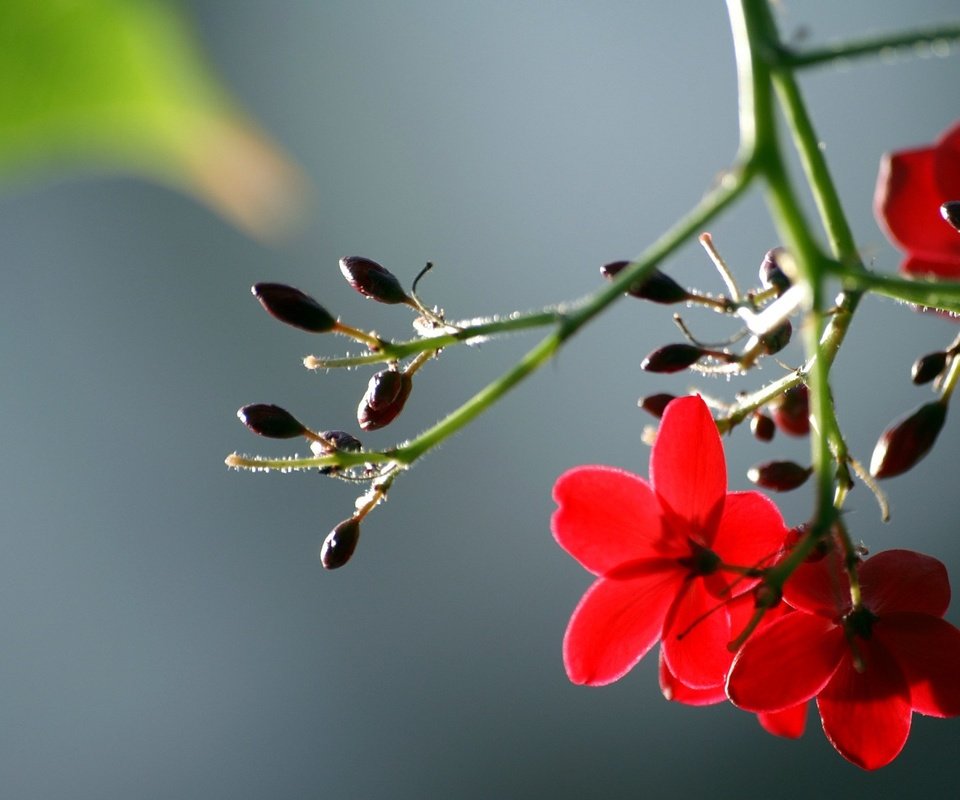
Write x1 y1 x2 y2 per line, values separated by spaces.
875 121 960 278
552 396 788 689
726 549 960 769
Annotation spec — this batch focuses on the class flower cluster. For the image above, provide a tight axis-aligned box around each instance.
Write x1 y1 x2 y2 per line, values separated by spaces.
231 257 458 567
553 395 960 769
228 8 960 768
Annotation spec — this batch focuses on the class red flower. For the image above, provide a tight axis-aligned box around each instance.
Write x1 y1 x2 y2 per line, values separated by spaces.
875 121 960 278
552 395 787 688
726 549 960 769
659 596 808 740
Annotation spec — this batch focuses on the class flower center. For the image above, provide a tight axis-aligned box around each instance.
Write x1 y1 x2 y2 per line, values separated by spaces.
678 540 721 576
842 606 877 640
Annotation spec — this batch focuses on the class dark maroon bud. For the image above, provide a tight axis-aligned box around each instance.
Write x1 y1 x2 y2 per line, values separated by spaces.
641 344 705 373
319 430 363 453
237 403 308 438
357 370 413 430
941 201 960 233
317 430 363 475
911 351 949 385
600 260 690 304
252 283 336 332
870 401 948 479
770 385 810 437
747 460 813 491
339 256 411 305
750 411 776 442
320 518 361 569
639 393 678 418
758 319 792 355
759 248 791 296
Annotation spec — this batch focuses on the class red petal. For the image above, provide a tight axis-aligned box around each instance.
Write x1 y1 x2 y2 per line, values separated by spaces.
650 396 726 540
726 612 845 712
658 649 726 706
817 641 912 770
875 147 960 265
859 549 950 617
562 566 684 686
757 703 807 739
552 466 673 574
710 491 787 590
934 121 960 200
783 549 850 618
662 580 733 688
875 612 960 717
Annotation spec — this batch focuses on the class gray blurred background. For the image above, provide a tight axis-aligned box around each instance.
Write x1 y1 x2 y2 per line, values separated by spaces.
3 1 959 797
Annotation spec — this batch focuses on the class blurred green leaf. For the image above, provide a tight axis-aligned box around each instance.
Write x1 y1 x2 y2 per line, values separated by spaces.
0 0 304 237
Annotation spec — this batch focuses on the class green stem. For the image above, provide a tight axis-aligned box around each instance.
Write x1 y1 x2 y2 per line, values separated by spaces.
940 350 960 401
770 68 859 261
831 267 960 314
305 309 565 369
734 0 839 532
394 168 751 464
779 24 960 70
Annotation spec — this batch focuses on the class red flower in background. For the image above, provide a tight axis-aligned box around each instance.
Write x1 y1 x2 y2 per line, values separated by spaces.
875 121 960 278
552 395 787 688
726 549 960 769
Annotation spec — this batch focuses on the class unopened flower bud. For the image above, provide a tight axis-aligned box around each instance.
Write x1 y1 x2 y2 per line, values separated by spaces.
759 248 791 296
237 403 308 438
641 344 705 373
770 385 810 436
320 518 361 569
911 351 948 385
600 261 690 304
357 370 413 430
252 283 336 332
747 460 813 491
639 393 678 418
339 256 411 305
320 430 363 452
870 401 947 479
758 319 792 355
750 411 776 442
316 430 363 475
941 201 960 233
